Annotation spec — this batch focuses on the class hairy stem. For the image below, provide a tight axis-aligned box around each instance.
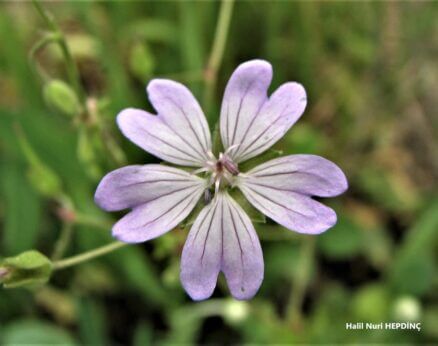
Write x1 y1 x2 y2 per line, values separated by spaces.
53 241 127 271
204 0 235 111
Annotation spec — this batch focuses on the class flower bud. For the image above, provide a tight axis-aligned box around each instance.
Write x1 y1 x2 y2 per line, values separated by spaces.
0 250 53 289
43 79 82 117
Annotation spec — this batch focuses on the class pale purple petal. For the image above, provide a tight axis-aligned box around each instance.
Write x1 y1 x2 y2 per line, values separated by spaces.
147 79 211 157
180 196 222 300
234 83 307 163
221 194 264 300
180 193 264 300
237 155 347 234
219 60 307 163
108 169 206 243
95 164 205 211
239 184 337 234
245 155 348 197
220 60 272 155
117 79 211 167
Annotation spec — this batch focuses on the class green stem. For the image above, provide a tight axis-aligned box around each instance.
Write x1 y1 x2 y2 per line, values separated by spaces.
286 236 315 326
204 0 235 110
28 33 59 82
32 0 85 102
51 222 74 261
53 241 127 271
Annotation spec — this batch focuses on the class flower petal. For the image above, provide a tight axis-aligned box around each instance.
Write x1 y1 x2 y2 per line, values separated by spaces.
244 155 348 197
180 193 263 301
219 60 307 163
147 79 211 159
220 60 272 155
233 82 307 163
238 155 347 234
239 183 337 234
118 79 211 167
180 196 222 300
95 164 205 211
221 194 264 300
101 166 205 243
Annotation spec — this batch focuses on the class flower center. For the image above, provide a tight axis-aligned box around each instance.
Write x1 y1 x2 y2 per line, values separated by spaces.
203 151 239 197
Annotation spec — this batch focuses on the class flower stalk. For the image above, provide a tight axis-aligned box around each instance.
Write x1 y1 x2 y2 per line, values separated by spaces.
52 241 127 271
32 0 85 102
204 0 235 110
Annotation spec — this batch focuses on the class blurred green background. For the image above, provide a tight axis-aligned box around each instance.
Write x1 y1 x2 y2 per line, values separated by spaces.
0 1 437 344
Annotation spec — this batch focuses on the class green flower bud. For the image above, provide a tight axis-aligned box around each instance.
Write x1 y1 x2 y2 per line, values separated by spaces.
0 251 53 289
43 79 82 117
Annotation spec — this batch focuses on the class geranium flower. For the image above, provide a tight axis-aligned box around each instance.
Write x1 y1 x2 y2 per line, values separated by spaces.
95 60 348 300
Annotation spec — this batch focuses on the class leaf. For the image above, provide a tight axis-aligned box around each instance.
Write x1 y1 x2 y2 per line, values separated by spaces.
389 199 438 295
2 320 76 346
78 297 108 346
124 19 177 43
1 164 41 255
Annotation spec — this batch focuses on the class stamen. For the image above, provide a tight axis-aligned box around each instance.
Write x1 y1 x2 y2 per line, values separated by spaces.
207 150 216 161
221 154 239 175
191 167 209 175
225 143 241 155
215 177 221 195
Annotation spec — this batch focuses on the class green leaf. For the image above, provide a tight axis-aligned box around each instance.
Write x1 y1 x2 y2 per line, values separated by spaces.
43 79 82 117
124 19 177 43
1 250 53 289
1 164 41 255
78 297 108 345
390 251 435 296
2 320 76 346
389 200 438 295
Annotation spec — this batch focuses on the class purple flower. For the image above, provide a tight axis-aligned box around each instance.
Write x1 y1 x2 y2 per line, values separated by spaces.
95 60 348 300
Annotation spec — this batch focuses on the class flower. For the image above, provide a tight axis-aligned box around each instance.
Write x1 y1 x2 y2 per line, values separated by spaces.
95 60 348 300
